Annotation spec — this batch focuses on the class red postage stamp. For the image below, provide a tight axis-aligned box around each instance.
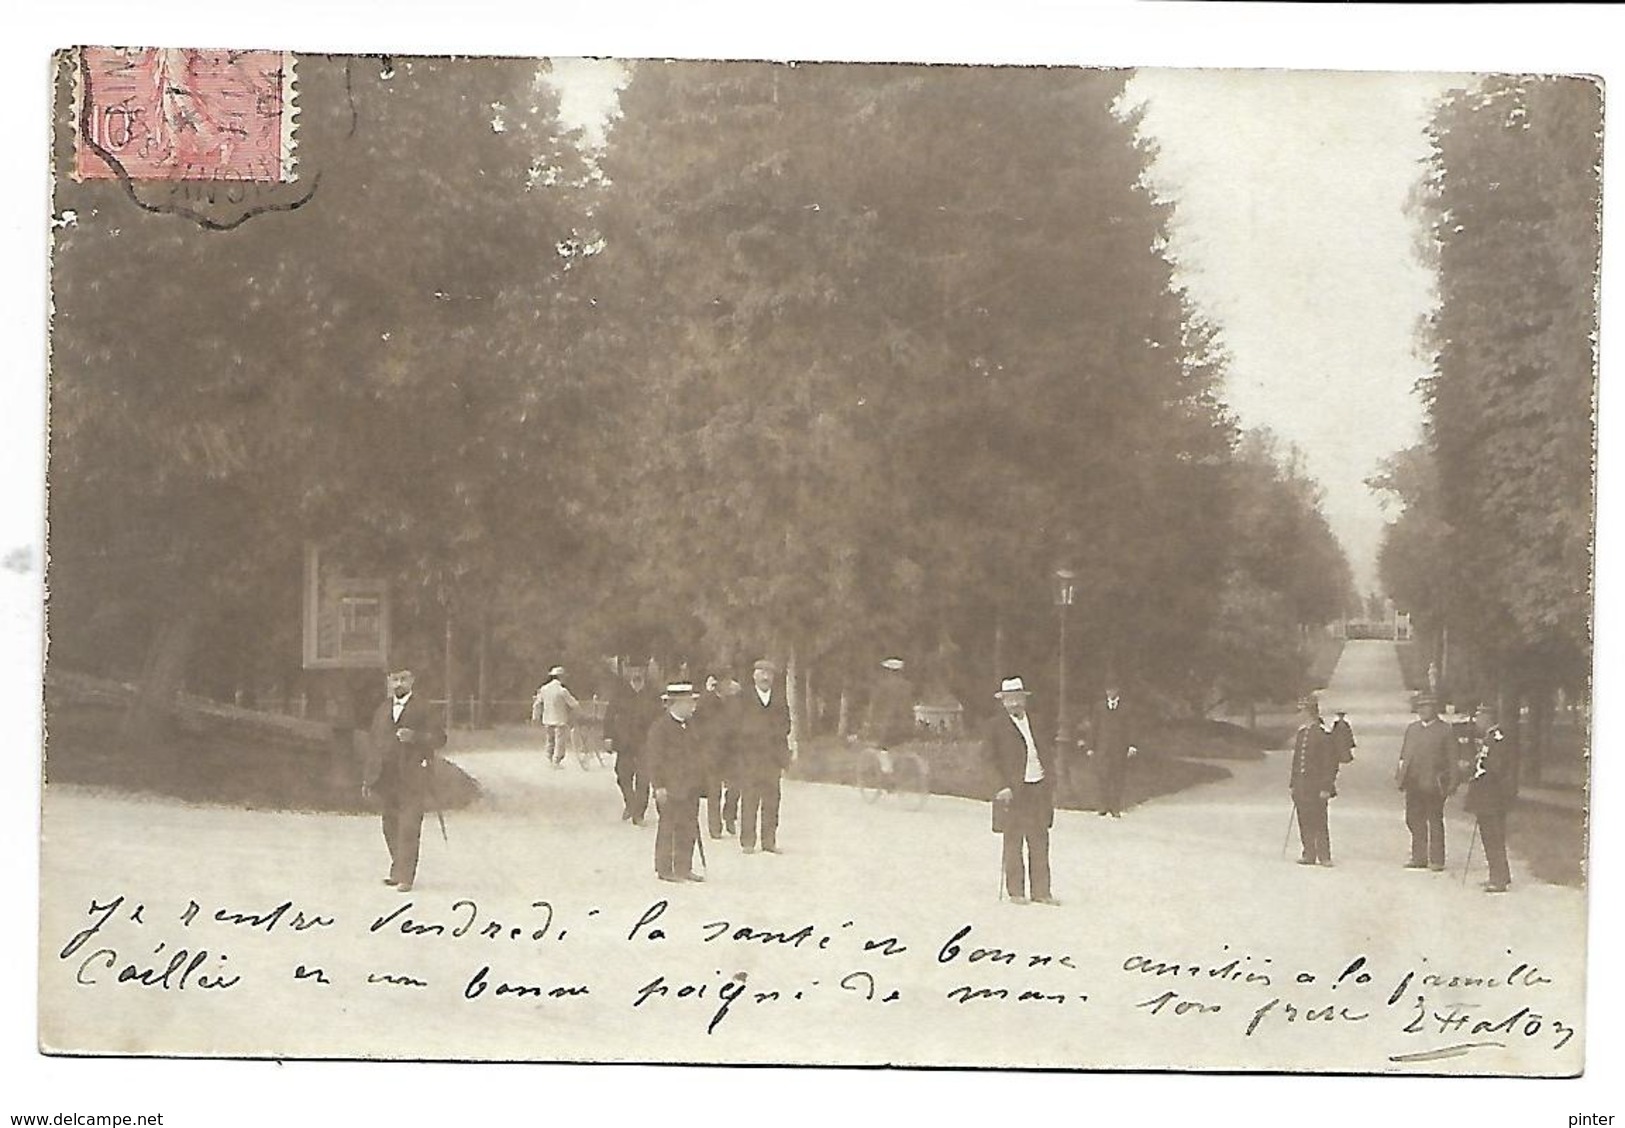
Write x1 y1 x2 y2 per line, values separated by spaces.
74 47 297 182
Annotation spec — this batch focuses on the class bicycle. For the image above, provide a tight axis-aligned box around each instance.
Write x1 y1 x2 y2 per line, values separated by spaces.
571 698 611 770
856 744 930 810
570 722 610 769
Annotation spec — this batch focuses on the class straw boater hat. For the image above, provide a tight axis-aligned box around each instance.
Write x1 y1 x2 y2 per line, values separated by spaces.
753 659 777 674
661 681 698 700
880 657 905 671
995 676 1030 700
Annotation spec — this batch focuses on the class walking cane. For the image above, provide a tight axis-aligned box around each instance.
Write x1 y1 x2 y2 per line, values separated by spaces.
1280 805 1298 860
693 803 709 877
993 792 1008 901
1459 818 1481 885
425 758 449 843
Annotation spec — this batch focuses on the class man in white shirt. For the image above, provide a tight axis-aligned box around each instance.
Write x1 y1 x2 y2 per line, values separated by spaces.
984 676 1061 905
533 665 581 768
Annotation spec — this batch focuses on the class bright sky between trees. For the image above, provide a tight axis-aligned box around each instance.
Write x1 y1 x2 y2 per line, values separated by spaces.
1129 69 1460 595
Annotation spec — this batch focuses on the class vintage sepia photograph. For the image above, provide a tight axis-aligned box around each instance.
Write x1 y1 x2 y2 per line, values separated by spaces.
9 4 1621 1119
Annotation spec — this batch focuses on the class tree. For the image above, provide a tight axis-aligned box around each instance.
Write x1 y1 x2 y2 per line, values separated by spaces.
1377 74 1599 778
49 54 599 736
585 61 1240 725
1369 443 1453 663
1198 428 1356 716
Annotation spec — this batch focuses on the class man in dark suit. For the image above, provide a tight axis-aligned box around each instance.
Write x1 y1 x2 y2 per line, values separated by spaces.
984 676 1060 906
362 664 447 894
1465 703 1515 894
1328 709 1357 796
1330 710 1357 764
735 658 791 854
697 669 742 839
1288 695 1338 866
1396 693 1458 871
604 662 659 824
646 681 707 883
1085 680 1138 818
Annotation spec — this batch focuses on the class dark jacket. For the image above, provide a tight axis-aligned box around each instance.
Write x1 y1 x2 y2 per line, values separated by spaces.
735 683 791 775
1465 725 1515 816
984 711 1059 793
645 711 708 797
695 689 742 780
604 681 660 755
1087 697 1137 760
1289 719 1339 800
1396 718 1458 796
862 672 917 748
364 693 448 792
1330 717 1356 764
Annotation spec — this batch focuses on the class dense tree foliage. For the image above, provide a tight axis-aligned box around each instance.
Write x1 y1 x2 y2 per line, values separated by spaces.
1375 74 1598 775
1204 430 1356 713
48 55 1357 738
50 55 599 725
585 62 1257 719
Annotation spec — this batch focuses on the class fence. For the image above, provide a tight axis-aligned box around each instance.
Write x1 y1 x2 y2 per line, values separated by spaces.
429 696 610 730
1341 619 1411 641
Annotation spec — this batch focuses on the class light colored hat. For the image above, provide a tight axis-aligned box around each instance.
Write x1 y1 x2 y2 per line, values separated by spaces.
880 657 905 671
662 681 698 699
549 665 565 677
753 659 777 674
996 676 1030 699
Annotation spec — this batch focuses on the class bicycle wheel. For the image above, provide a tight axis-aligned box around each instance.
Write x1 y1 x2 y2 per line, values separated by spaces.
894 750 931 810
856 749 886 803
582 724 609 768
572 728 597 770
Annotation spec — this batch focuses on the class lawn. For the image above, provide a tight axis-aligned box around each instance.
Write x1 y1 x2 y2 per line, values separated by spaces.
1305 634 1346 690
790 713 1264 815
1506 801 1587 888
1393 640 1429 692
44 702 481 813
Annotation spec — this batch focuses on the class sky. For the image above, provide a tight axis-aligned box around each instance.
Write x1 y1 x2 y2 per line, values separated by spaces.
1126 69 1461 595
547 62 1456 595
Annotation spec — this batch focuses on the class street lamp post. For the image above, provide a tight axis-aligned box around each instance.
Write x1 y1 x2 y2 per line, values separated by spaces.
1054 567 1076 748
